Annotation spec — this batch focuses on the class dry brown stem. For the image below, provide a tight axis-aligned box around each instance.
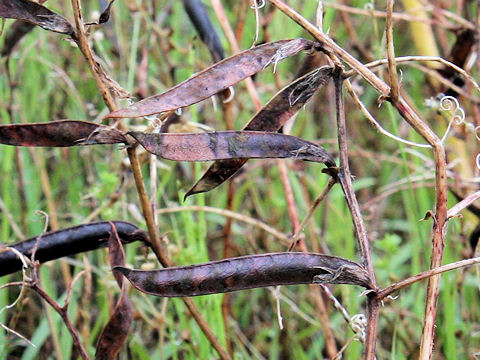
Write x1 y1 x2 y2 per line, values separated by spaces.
333 71 379 359
30 281 89 360
386 0 399 101
377 257 480 300
268 1 448 358
69 1 231 358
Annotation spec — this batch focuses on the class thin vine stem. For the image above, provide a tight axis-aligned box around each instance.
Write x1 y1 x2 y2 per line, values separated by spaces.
69 1 231 358
268 2 448 358
333 71 379 359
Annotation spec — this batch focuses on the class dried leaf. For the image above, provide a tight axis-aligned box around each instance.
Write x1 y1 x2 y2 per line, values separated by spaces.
106 39 316 119
114 253 372 297
0 120 127 147
186 66 333 196
95 223 134 360
0 0 74 35
129 130 335 165
0 221 148 277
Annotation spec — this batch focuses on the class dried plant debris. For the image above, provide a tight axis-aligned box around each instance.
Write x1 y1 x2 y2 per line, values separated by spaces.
183 0 224 62
85 0 116 26
106 39 317 119
187 66 333 196
115 253 372 297
129 130 335 164
98 0 116 24
0 221 148 276
1 20 35 57
95 223 134 360
0 120 127 147
0 0 74 35
439 28 475 96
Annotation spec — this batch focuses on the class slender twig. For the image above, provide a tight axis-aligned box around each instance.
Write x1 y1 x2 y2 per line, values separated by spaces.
0 322 35 347
320 2 452 27
418 164 448 360
64 270 86 309
28 149 59 231
360 181 436 211
70 0 116 111
447 191 480 218
157 205 289 243
0 196 24 240
282 176 339 358
30 283 89 360
385 0 399 101
283 173 338 357
268 3 448 358
321 284 366 344
325 2 475 30
333 73 375 280
408 63 479 103
277 160 301 234
288 178 336 251
69 1 231 358
344 79 430 148
343 56 480 96
333 71 379 359
288 178 338 358
377 257 480 300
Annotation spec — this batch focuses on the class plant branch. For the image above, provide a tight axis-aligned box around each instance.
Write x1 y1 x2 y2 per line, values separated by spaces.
69 1 231 359
30 282 89 360
386 0 399 101
268 2 448 358
288 177 336 251
333 72 375 281
333 71 379 360
157 205 290 244
377 257 480 300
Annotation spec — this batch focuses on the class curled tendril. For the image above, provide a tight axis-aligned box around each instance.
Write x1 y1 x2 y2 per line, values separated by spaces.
439 95 465 125
211 94 218 112
250 0 265 9
364 2 374 11
435 95 480 170
222 86 235 103
351 314 367 342
438 95 466 144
